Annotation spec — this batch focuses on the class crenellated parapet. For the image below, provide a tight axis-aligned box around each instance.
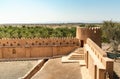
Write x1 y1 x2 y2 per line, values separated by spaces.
0 37 79 47
0 37 79 59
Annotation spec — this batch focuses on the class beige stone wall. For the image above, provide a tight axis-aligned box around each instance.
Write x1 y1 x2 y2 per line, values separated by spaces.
84 38 113 79
0 38 79 59
76 27 101 47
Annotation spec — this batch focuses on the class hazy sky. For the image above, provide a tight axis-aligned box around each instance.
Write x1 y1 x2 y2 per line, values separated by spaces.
0 0 120 24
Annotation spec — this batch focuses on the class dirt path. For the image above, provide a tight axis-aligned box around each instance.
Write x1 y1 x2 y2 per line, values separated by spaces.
0 60 38 79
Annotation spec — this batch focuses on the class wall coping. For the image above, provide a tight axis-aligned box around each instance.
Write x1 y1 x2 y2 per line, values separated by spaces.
85 44 105 69
77 26 100 29
0 37 77 40
86 38 107 57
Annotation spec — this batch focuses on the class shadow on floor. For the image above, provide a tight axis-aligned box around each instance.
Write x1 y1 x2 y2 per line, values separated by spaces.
113 71 120 79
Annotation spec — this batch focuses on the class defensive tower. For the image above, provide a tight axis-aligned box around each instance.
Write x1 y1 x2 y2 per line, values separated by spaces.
76 27 101 47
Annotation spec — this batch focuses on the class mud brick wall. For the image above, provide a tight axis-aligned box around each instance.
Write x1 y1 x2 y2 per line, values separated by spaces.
0 38 79 59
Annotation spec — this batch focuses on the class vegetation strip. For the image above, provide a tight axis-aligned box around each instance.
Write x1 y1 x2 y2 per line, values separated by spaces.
0 26 76 38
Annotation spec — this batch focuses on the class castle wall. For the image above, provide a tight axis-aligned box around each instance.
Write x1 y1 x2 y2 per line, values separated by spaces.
84 38 113 79
0 38 79 59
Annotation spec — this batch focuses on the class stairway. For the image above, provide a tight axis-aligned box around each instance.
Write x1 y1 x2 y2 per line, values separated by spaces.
69 54 84 60
62 48 86 66
68 48 84 60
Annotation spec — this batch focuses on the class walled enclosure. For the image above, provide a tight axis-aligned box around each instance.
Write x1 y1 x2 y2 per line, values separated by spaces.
0 38 79 59
0 27 114 79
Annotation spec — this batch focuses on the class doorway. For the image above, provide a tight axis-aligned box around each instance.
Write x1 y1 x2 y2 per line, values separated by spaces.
81 40 84 47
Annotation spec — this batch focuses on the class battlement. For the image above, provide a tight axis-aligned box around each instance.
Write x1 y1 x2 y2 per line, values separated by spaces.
0 37 79 47
78 26 100 29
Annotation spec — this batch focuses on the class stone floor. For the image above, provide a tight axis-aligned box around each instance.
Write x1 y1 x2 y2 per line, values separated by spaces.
32 58 82 79
0 58 91 79
80 66 91 79
0 60 38 79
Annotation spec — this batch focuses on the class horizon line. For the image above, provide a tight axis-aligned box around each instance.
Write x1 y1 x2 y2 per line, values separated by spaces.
0 22 104 25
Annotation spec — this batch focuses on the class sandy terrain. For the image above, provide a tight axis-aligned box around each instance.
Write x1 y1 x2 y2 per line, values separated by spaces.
102 43 120 52
0 60 38 79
